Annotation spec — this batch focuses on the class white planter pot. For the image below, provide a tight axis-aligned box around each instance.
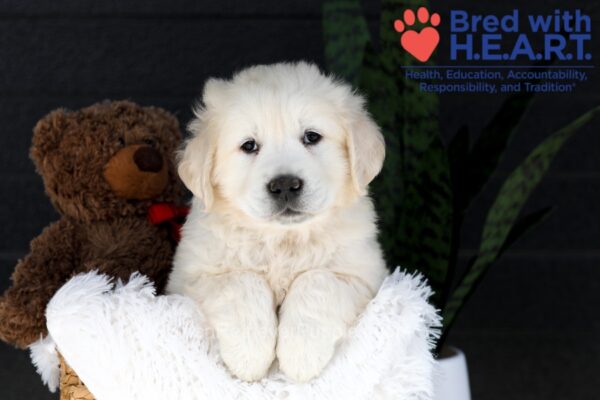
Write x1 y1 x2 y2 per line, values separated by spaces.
433 346 472 400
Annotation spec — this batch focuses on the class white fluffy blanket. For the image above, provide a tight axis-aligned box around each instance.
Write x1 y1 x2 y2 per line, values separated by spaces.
30 269 440 400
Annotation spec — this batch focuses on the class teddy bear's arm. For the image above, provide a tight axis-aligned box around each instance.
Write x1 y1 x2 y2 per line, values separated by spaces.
0 218 78 348
83 254 173 295
79 222 175 294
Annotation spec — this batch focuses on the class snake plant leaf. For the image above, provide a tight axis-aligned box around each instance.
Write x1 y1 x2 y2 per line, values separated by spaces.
448 125 470 200
436 254 475 352
437 205 554 349
354 11 404 269
360 0 453 307
394 136 453 310
435 124 470 309
359 41 405 266
449 125 470 168
322 0 370 86
458 64 552 213
442 105 600 331
499 206 555 255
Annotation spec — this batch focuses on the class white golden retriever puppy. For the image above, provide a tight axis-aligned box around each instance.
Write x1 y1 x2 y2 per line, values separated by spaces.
167 62 387 383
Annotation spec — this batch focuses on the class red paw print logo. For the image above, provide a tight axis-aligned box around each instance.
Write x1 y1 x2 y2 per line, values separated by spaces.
394 7 441 62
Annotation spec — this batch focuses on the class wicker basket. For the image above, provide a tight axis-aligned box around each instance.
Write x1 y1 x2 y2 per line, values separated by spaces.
59 354 94 400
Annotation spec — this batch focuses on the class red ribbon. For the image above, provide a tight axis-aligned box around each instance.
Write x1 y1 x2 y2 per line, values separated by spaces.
147 203 190 242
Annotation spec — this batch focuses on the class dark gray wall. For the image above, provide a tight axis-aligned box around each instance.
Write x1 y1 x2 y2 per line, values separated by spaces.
0 1 598 399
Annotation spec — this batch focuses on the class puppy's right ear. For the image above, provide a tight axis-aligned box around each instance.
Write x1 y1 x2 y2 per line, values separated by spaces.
178 116 215 210
202 78 229 109
346 105 385 196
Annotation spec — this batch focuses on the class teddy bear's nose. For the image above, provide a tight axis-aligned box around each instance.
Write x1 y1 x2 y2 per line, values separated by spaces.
133 146 164 173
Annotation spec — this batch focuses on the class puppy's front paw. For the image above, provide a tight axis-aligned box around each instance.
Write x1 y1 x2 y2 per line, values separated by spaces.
276 322 340 382
193 271 278 381
218 327 276 381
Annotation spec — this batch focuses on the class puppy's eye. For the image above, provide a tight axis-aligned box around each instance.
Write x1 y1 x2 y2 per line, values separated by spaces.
303 130 322 145
117 136 126 147
240 139 259 154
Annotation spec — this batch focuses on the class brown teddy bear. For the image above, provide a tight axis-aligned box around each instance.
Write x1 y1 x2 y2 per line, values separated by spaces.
0 100 186 349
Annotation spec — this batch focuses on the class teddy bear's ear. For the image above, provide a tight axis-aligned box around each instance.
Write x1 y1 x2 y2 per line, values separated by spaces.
30 109 70 172
158 108 183 141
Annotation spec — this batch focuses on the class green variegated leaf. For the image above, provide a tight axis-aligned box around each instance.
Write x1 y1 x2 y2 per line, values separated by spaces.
448 125 469 172
322 0 370 85
456 63 553 213
436 206 554 350
442 105 600 332
499 206 555 254
366 0 452 307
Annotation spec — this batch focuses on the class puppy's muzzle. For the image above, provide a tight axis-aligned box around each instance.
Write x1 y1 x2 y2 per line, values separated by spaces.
267 175 303 204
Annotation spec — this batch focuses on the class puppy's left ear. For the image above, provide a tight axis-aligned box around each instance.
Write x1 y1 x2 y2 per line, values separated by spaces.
346 106 385 195
178 117 215 210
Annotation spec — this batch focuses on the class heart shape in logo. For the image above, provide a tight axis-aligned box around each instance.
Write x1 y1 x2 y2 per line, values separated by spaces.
400 27 440 62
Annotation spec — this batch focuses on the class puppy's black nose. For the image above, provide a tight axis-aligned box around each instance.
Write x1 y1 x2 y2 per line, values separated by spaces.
134 146 164 173
267 175 303 201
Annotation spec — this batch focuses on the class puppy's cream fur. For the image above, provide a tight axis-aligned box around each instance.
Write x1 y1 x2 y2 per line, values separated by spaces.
167 62 387 382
